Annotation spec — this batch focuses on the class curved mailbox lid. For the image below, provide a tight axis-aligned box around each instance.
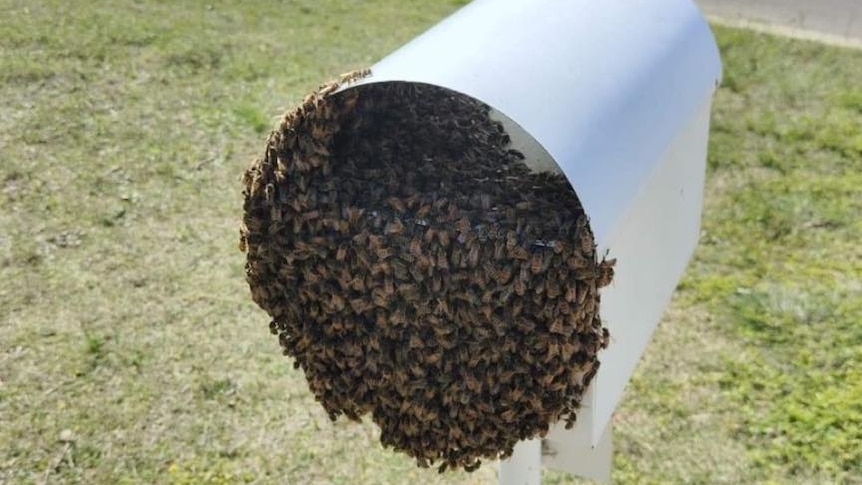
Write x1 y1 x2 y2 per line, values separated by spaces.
347 0 722 247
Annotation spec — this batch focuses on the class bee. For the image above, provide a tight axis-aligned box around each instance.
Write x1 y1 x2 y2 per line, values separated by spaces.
576 282 589 305
435 299 451 317
597 257 616 287
348 276 365 292
352 230 368 246
601 327 611 349
454 217 471 233
492 240 506 261
409 334 423 349
450 246 462 267
408 238 422 256
401 283 423 303
386 197 406 212
564 284 577 303
504 230 518 251
372 289 388 308
338 67 372 85
532 276 545 295
508 245 529 260
552 240 565 254
384 218 405 235
505 385 524 401
437 230 451 248
344 206 364 225
513 278 525 296
463 372 482 392
467 243 480 268
580 231 595 254
435 249 449 271
349 298 369 313
500 409 517 423
529 252 543 274
549 318 566 335
546 278 561 299
426 351 442 366
330 293 346 312
371 260 391 277
375 246 393 260
416 204 432 218
582 361 601 386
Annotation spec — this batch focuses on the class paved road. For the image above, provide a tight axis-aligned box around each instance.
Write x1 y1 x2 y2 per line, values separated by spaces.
696 0 862 45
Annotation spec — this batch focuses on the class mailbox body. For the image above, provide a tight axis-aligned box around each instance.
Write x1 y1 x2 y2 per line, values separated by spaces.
342 0 722 479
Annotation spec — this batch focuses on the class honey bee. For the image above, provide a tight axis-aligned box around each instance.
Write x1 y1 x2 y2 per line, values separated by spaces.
467 243 480 268
387 197 406 212
455 217 471 233
564 284 577 303
339 67 372 85
508 245 529 260
375 246 393 260
597 257 616 288
408 238 422 256
529 252 543 274
397 282 419 302
549 318 566 335
437 230 451 248
409 334 423 349
416 204 432 218
372 289 388 308
552 240 565 254
384 219 404 235
500 409 516 423
450 247 462 267
426 351 442 366
580 231 594 254
350 298 369 313
436 249 449 271
513 278 525 296
463 372 482 392
352 230 368 246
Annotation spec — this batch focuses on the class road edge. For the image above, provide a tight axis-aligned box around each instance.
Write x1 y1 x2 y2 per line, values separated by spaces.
707 15 862 50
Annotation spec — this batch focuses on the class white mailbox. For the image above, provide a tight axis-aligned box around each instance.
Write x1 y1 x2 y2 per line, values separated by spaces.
339 0 722 482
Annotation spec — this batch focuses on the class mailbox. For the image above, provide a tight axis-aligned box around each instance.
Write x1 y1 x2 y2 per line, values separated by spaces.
333 0 722 481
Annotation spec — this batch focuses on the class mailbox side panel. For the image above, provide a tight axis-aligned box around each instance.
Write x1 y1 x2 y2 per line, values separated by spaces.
591 97 714 444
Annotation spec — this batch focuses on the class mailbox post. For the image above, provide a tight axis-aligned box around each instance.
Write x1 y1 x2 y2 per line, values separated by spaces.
336 0 722 481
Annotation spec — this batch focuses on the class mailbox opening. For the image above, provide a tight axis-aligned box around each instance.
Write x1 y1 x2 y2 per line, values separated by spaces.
240 75 615 472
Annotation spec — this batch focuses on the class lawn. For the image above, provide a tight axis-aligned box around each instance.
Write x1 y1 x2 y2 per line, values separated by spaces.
1 1 860 484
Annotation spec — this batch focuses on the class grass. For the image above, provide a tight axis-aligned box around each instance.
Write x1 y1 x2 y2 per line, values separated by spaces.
0 1 859 484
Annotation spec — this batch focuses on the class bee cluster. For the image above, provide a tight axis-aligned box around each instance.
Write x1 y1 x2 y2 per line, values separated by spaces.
240 71 614 472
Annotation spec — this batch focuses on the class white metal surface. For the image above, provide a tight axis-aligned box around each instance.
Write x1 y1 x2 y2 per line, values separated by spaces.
499 439 542 485
544 417 614 483
338 0 722 481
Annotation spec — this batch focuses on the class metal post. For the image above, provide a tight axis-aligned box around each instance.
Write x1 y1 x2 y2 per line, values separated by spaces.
499 438 542 485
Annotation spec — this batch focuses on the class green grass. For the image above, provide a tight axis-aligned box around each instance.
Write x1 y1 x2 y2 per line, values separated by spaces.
0 1 859 484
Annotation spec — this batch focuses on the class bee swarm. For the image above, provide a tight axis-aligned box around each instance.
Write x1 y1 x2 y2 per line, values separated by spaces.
240 71 614 472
